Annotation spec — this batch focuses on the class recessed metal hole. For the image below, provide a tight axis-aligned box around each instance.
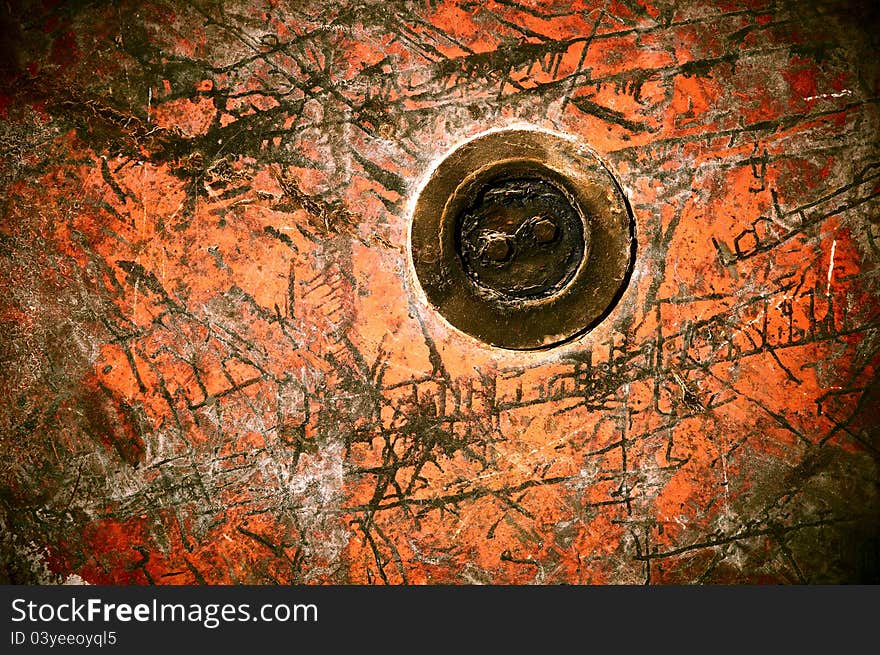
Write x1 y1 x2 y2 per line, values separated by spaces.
410 129 634 350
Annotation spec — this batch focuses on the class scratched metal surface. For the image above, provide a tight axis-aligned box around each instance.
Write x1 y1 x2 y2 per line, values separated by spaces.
1 0 878 584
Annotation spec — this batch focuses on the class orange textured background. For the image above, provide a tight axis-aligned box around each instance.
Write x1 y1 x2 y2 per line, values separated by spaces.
0 0 878 584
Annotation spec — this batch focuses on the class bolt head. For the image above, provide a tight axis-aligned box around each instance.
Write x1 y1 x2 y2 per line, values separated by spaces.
482 234 512 262
532 218 558 243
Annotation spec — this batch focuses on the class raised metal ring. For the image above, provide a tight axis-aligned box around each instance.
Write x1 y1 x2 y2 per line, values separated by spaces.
409 128 634 349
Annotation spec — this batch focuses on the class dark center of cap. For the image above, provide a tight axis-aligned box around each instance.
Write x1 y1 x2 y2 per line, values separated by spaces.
456 176 585 300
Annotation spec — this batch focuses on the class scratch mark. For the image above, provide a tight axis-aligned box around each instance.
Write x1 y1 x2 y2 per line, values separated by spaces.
826 238 836 297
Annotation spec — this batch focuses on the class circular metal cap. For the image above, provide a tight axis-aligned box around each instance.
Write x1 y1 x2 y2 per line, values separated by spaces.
410 129 634 350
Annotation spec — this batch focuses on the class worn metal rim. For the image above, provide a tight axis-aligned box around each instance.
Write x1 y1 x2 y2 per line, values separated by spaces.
410 128 634 350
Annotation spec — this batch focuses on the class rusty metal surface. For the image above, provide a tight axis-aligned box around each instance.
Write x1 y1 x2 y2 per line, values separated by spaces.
1 0 878 584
